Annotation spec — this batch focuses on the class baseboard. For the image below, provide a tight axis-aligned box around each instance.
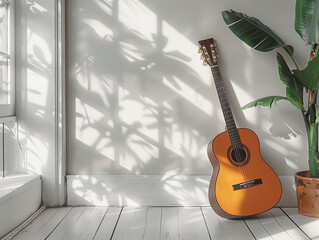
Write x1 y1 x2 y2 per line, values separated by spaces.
67 175 296 207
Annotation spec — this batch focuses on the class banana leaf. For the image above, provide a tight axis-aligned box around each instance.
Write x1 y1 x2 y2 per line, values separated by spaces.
315 104 319 124
308 122 319 177
293 53 319 91
242 96 287 109
222 10 293 56
295 0 319 44
277 53 304 110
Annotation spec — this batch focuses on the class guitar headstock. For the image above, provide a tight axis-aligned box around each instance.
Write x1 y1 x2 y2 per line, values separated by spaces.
198 38 218 67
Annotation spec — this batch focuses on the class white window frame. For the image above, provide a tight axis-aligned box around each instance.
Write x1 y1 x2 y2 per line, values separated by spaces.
0 0 15 117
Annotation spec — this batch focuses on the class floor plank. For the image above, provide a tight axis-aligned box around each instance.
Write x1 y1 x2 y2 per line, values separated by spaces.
201 207 255 240
12 207 71 240
142 208 162 240
245 208 309 240
269 208 309 240
255 211 290 240
244 216 273 240
160 207 210 240
10 206 319 240
46 207 107 240
93 207 122 240
282 208 317 240
112 207 162 240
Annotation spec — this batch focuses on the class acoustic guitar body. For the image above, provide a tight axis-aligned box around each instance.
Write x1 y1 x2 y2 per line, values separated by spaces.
207 128 282 219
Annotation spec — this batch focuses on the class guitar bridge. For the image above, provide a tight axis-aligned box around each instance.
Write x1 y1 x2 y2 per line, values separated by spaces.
232 178 262 191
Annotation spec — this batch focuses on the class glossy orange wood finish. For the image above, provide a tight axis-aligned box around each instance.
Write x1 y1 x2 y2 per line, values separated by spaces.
208 128 282 218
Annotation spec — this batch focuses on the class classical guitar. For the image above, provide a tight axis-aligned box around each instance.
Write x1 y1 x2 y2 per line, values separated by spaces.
198 38 282 219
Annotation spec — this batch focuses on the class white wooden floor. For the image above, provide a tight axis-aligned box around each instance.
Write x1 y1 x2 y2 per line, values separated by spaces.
11 207 318 240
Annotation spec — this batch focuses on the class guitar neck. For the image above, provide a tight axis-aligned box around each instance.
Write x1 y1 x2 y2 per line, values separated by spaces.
211 65 243 149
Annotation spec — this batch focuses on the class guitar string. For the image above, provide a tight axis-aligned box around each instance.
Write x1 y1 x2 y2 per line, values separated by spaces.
212 66 244 173
211 66 249 180
233 134 246 178
203 43 250 181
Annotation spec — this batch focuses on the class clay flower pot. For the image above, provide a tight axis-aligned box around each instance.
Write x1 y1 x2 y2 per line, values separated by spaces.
295 171 319 217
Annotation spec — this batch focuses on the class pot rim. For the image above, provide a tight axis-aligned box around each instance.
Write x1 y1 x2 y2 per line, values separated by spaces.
294 170 319 180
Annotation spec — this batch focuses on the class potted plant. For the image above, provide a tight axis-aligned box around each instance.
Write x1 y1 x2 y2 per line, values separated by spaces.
222 1 319 217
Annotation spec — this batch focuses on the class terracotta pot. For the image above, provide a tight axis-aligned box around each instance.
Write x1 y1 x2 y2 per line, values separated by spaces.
295 171 319 217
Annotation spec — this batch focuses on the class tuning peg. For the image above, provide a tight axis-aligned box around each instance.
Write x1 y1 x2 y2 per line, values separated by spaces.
202 59 207 66
200 53 204 60
198 47 202 53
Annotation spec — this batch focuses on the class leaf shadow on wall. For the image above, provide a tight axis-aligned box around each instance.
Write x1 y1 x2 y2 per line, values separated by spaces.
68 0 219 177
66 0 225 206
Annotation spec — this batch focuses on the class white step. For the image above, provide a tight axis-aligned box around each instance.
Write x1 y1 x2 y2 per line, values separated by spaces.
0 174 41 238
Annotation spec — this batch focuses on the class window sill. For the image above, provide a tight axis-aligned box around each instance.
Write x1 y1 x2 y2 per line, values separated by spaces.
0 116 16 124
0 174 41 238
0 174 41 206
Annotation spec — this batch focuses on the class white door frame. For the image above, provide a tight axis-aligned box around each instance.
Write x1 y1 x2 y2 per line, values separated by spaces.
54 0 66 205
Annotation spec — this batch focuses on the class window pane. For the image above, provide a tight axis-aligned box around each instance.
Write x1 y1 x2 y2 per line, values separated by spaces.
0 1 9 54
0 56 9 104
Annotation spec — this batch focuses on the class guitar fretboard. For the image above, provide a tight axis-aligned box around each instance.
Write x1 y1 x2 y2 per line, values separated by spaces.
211 66 243 149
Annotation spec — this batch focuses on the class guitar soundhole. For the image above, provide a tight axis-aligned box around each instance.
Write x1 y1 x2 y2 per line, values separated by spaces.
231 148 246 163
227 145 250 167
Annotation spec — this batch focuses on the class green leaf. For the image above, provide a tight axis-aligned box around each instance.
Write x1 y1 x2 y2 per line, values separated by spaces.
284 45 294 56
222 10 292 54
308 122 319 177
293 53 319 90
315 104 319 124
295 0 319 44
277 53 304 110
242 96 287 109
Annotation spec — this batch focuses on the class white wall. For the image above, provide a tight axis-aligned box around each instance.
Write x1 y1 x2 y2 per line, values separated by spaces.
67 0 310 179
15 0 64 206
